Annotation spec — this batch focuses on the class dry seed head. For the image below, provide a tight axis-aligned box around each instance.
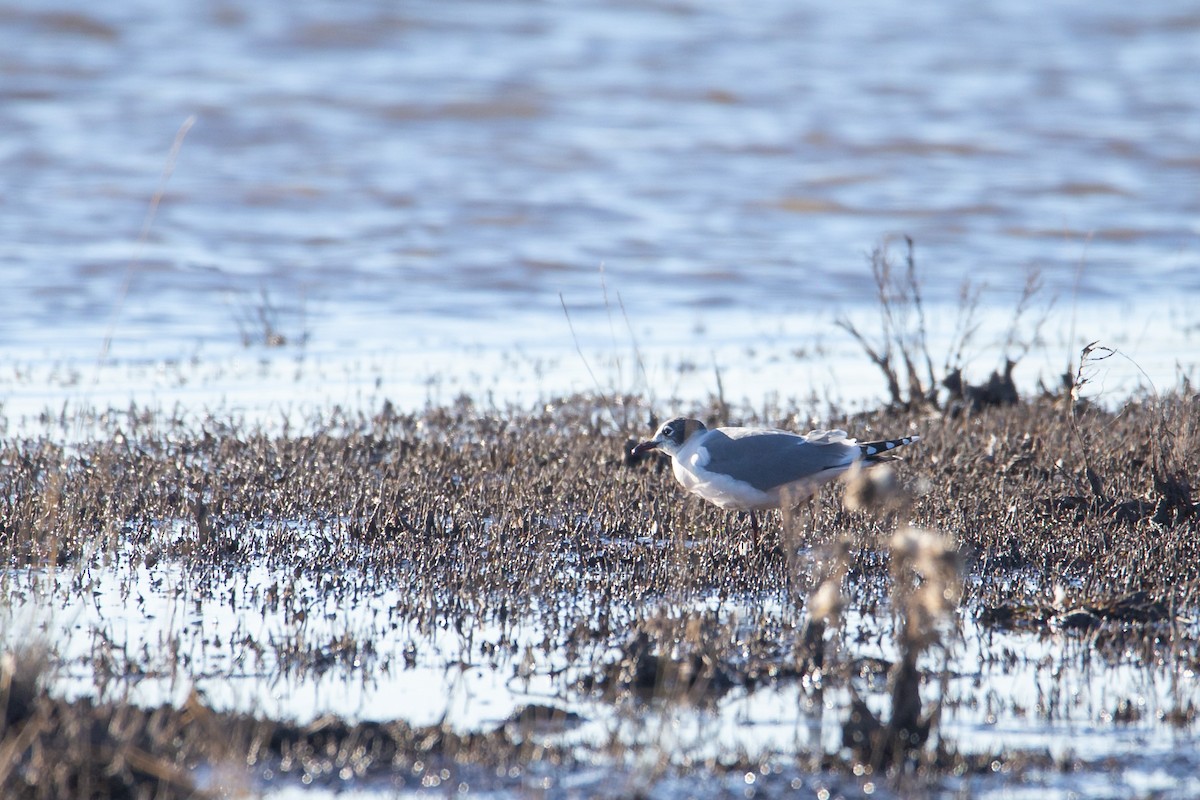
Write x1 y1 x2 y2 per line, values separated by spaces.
889 527 962 656
807 539 852 625
889 526 923 563
890 527 958 577
808 579 844 625
912 580 955 619
843 462 908 513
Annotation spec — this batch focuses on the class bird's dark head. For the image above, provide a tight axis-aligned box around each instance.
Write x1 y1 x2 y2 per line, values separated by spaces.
630 417 707 458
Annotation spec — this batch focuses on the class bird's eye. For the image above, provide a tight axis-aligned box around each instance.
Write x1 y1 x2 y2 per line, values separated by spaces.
662 424 674 436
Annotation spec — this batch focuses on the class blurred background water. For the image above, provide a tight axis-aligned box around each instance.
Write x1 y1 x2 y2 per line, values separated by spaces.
2 0 1198 415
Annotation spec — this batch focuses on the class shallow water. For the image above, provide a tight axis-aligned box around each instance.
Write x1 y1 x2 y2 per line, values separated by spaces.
2 0 1199 416
4 538 1197 797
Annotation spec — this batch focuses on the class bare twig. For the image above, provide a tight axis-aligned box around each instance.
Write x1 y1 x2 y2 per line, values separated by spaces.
560 292 604 395
903 237 938 398
1001 267 1053 362
617 290 651 401
99 115 196 366
835 315 903 406
835 238 934 408
943 278 983 377
1068 341 1116 498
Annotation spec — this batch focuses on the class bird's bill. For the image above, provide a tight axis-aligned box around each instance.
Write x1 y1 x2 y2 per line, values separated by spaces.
630 439 660 456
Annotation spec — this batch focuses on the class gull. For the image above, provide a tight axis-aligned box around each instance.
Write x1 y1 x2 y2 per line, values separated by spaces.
631 417 919 542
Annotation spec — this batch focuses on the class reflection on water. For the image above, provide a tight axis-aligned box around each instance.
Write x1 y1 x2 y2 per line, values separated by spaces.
1 0 1197 410
5 544 1197 798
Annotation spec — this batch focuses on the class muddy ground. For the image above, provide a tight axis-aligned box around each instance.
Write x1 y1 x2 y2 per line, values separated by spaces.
1 386 1197 798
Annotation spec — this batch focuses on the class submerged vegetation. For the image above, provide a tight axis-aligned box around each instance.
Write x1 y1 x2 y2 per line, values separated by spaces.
1 367 1198 796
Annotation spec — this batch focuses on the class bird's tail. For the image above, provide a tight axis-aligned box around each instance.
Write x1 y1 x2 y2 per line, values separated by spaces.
858 434 920 462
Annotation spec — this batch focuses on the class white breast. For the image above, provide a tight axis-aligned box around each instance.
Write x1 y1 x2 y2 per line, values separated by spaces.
670 437 779 511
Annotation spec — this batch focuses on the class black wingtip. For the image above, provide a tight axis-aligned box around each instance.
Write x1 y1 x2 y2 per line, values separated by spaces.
859 434 920 461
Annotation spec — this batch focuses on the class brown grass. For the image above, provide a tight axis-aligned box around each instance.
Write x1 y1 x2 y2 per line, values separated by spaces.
1 385 1197 796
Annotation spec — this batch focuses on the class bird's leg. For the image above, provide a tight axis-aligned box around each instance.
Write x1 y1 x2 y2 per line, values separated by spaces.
783 495 818 553
750 510 760 549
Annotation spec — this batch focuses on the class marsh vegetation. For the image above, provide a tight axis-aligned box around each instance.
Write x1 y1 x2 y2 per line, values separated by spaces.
2 365 1197 797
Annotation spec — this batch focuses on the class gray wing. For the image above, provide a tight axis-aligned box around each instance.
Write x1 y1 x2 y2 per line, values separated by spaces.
699 429 858 492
